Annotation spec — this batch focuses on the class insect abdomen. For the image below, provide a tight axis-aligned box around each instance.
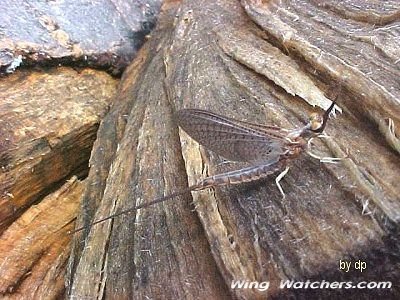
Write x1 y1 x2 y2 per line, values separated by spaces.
194 162 285 190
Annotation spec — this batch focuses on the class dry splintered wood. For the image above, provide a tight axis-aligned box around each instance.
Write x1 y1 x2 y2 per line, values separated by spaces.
68 0 399 299
0 67 118 233
0 177 82 299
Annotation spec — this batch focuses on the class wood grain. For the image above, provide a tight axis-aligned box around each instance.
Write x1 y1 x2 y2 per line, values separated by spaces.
68 0 399 299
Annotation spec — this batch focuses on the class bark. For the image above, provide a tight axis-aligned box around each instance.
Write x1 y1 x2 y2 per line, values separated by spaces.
68 0 400 299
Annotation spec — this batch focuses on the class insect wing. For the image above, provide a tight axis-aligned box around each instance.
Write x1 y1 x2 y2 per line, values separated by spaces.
176 109 287 163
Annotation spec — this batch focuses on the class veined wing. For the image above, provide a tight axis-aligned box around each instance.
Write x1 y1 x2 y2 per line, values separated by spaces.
176 109 289 163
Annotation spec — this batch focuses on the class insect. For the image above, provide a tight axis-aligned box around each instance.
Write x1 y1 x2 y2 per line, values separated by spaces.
73 98 338 232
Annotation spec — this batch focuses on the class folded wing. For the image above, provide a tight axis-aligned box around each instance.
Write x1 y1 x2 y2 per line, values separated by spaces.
176 109 288 164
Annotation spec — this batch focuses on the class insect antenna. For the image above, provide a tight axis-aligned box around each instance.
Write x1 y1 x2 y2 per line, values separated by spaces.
312 86 341 133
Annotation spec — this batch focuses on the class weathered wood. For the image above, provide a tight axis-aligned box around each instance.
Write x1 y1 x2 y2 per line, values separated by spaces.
69 0 399 299
0 0 161 75
68 2 231 299
0 68 118 233
0 177 82 299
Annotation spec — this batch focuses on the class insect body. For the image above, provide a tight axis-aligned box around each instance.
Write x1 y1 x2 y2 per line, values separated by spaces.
73 100 337 232
176 101 335 192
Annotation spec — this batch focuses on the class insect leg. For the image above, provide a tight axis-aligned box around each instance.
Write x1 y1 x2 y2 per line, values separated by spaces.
306 137 342 164
275 166 290 198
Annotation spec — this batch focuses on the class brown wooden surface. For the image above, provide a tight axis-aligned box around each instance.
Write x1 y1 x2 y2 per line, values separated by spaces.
0 177 82 299
0 67 117 233
68 0 400 299
0 67 117 298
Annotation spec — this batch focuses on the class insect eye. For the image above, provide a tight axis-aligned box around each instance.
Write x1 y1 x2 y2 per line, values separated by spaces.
308 112 318 121
308 113 323 131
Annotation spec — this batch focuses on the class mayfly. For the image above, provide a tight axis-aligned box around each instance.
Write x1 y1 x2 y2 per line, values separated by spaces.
73 98 338 232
